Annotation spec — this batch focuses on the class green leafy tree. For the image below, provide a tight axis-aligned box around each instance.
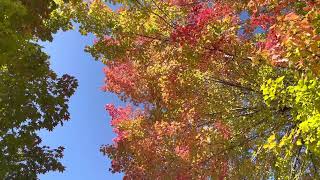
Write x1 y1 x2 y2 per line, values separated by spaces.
0 0 77 178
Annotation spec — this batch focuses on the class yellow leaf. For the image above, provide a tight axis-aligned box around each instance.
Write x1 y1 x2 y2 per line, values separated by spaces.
296 139 302 146
264 134 277 150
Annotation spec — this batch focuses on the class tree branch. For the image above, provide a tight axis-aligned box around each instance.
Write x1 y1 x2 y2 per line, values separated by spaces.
208 77 257 93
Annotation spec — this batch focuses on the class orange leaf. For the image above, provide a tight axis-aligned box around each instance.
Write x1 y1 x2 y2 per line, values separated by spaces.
313 35 320 41
300 19 312 33
284 12 300 21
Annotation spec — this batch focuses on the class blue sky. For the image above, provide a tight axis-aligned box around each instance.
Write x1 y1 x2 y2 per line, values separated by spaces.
38 27 124 179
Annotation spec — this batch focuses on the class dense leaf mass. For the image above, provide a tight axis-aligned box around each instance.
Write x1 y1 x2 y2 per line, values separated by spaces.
64 0 320 179
0 0 77 178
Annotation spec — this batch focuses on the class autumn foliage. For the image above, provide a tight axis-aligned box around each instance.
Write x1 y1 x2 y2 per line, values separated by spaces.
62 0 320 179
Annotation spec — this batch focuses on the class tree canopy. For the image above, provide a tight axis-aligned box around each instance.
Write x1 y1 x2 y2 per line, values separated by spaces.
0 0 77 178
62 0 320 179
2 0 319 179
